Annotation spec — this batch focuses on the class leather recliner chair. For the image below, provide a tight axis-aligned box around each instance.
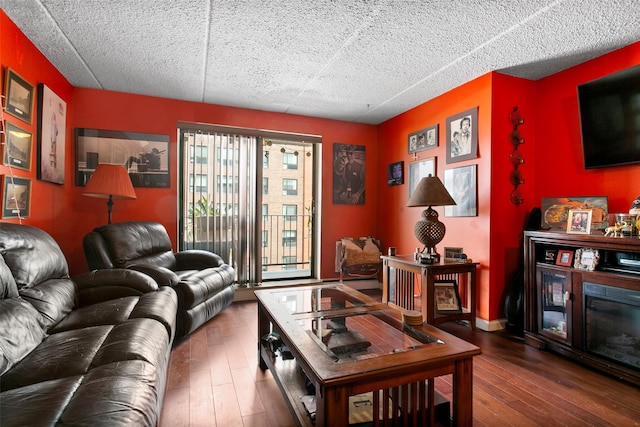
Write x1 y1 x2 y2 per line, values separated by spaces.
83 221 235 338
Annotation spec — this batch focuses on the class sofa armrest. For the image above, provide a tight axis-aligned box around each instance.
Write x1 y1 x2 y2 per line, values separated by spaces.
127 264 180 287
82 231 116 269
74 269 158 307
175 250 225 270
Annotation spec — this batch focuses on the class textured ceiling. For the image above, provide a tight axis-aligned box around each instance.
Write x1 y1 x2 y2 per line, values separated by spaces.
2 0 639 125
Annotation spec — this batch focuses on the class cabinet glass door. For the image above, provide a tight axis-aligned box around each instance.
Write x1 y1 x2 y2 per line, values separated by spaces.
538 267 571 342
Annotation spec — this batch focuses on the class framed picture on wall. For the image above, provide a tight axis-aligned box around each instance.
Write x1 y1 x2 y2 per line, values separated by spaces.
444 164 477 217
446 107 478 164
387 161 404 186
332 143 366 205
408 124 438 154
2 175 31 218
408 157 436 198
37 83 67 184
2 122 32 171
75 128 170 188
4 69 34 124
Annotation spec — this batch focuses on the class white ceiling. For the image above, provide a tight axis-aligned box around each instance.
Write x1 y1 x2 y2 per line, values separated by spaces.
2 0 639 125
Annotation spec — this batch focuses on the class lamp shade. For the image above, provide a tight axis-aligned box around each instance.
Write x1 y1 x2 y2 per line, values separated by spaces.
407 175 456 207
84 164 136 200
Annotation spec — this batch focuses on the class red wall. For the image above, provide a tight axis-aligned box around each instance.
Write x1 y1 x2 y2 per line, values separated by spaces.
532 41 640 213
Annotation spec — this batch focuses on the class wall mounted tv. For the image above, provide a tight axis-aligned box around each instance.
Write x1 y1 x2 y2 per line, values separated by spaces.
577 64 640 169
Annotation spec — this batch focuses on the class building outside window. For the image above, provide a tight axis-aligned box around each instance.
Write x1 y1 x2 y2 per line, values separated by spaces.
283 204 297 222
282 178 297 196
282 230 297 247
283 153 298 170
282 256 297 270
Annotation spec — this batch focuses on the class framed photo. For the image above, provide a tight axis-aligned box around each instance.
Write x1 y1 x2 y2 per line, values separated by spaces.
408 157 436 198
444 247 463 261
434 280 462 313
574 248 600 271
444 164 477 217
333 143 366 205
75 128 170 188
408 124 438 154
4 69 34 123
37 84 67 184
556 250 573 267
541 196 608 230
545 249 557 263
2 176 31 218
566 209 592 234
446 107 478 164
387 161 404 186
3 122 32 171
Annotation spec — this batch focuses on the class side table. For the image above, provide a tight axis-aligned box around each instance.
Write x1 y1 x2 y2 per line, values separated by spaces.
381 254 478 329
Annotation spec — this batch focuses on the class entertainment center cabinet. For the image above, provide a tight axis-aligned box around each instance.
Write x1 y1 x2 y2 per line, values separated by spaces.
524 230 640 385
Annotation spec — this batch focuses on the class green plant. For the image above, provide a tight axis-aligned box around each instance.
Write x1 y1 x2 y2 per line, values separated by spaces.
190 195 214 217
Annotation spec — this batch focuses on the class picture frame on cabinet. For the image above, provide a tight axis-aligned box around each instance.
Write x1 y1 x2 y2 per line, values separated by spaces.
37 84 67 184
574 248 600 271
408 124 438 154
556 250 573 267
2 122 32 171
2 175 31 219
446 107 478 164
387 161 404 186
566 209 592 234
434 280 462 313
4 69 34 124
408 157 436 198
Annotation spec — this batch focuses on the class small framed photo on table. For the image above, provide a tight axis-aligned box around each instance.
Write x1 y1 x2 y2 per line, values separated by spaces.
434 280 462 314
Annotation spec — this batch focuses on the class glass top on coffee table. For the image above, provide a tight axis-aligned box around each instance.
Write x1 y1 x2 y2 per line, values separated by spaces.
271 284 372 314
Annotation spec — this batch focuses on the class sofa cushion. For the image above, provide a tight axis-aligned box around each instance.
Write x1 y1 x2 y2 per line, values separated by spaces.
49 297 138 334
0 255 18 298
0 223 69 289
94 222 176 269
19 278 76 330
0 298 47 376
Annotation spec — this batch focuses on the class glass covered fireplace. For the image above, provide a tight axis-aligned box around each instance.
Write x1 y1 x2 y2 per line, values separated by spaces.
583 282 640 369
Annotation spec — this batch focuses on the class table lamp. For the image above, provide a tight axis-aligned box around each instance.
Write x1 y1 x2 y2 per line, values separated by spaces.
406 174 456 261
83 164 136 224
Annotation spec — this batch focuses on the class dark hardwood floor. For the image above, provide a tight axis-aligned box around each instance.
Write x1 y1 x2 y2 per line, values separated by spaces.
159 288 640 427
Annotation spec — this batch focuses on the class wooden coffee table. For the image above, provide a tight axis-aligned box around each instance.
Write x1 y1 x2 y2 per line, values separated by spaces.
256 283 481 426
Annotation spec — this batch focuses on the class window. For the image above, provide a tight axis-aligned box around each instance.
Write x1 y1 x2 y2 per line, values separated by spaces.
262 204 268 222
283 204 297 222
216 146 238 167
263 151 269 169
262 230 268 248
282 230 297 247
189 174 208 193
190 145 208 164
282 256 297 270
262 257 268 271
282 178 297 196
283 153 298 170
263 177 269 195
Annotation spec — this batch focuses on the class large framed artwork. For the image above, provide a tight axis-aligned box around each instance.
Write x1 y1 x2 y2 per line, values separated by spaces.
4 68 34 124
541 196 608 231
333 143 365 205
408 157 436 198
446 107 478 164
37 84 67 184
2 175 31 219
75 128 170 188
408 124 438 154
2 122 32 171
444 164 477 217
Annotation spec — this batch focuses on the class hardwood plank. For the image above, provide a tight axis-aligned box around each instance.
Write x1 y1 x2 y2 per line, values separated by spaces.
212 382 244 427
231 367 266 416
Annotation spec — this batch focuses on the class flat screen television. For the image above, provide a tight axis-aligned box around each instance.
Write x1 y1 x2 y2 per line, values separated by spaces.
577 64 640 169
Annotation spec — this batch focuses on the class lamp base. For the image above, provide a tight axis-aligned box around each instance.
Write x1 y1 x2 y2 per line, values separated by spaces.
414 206 446 261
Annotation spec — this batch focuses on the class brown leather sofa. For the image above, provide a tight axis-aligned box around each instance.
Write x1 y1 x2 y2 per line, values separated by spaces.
0 223 178 426
83 221 235 338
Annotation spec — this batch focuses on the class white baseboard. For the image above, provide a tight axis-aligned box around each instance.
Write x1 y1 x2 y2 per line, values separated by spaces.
476 317 506 332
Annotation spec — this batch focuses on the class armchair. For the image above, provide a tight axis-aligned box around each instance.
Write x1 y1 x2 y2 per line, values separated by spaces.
83 221 235 338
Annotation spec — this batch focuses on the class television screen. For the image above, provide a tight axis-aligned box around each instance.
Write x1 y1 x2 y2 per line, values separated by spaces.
577 64 640 169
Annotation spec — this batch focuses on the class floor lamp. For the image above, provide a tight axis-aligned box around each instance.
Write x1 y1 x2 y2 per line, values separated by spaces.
83 164 137 224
